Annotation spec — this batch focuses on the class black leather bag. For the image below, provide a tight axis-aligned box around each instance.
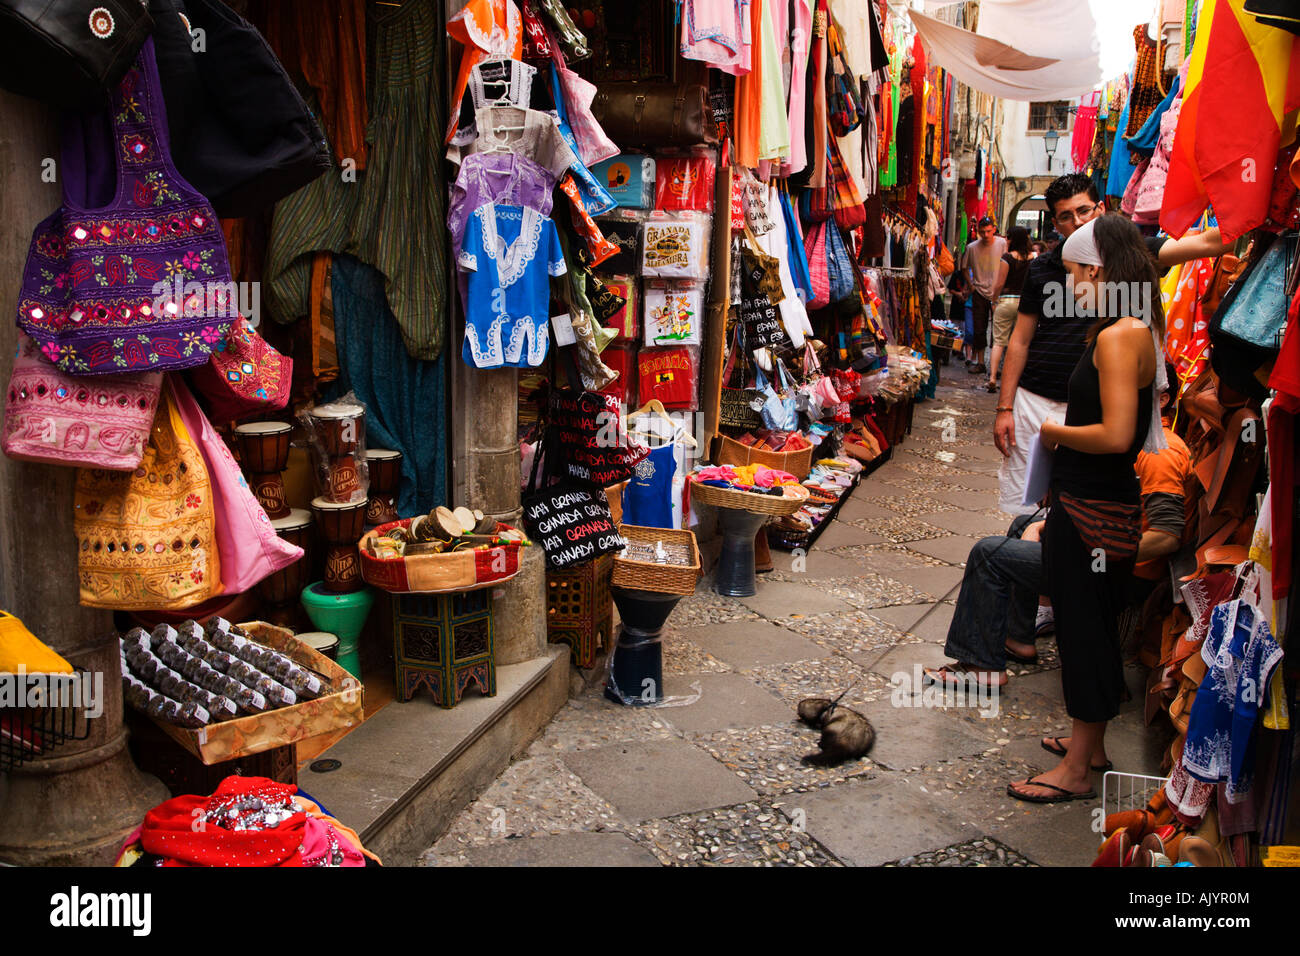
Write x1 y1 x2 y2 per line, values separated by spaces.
149 0 329 217
590 82 718 148
0 0 153 109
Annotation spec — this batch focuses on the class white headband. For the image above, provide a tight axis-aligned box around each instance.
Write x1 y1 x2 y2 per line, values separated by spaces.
1061 217 1103 268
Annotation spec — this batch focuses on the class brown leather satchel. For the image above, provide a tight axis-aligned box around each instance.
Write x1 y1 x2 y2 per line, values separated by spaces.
1199 253 1243 319
590 82 719 148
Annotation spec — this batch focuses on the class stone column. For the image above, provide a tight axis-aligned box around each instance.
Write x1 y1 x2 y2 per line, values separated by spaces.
0 91 167 865
450 364 547 666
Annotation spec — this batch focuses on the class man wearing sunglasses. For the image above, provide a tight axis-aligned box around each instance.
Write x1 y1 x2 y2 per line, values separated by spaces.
992 173 1228 515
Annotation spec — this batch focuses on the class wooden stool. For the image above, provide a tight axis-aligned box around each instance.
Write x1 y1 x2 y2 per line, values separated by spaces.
546 554 613 669
391 590 496 707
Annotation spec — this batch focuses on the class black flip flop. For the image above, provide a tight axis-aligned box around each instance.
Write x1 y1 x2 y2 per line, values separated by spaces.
1006 775 1097 804
1004 644 1038 665
1041 736 1114 772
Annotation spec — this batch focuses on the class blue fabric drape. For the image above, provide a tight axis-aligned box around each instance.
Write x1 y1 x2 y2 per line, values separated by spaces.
329 254 448 515
1105 93 1137 198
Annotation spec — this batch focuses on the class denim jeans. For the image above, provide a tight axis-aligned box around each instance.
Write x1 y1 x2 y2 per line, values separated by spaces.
943 515 1043 670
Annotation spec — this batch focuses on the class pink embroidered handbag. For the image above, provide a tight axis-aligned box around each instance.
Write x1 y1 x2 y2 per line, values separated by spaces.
3 333 161 469
169 376 302 595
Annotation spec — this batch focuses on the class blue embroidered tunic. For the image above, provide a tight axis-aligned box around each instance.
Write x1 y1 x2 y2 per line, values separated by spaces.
457 203 566 369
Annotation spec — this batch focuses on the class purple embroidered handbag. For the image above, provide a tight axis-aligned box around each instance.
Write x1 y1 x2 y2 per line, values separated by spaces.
16 37 235 376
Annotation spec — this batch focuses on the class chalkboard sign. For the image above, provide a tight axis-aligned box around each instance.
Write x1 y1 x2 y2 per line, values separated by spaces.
546 389 648 487
522 484 626 570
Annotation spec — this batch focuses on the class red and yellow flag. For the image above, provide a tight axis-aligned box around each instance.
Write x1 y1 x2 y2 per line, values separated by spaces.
1161 0 1300 242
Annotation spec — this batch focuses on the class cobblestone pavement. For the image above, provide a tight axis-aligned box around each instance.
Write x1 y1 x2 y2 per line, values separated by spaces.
421 375 1171 868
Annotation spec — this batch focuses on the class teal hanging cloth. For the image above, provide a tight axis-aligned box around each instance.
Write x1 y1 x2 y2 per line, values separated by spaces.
330 254 448 515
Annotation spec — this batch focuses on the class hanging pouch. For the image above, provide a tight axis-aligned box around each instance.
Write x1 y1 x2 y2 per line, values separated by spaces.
760 360 798 431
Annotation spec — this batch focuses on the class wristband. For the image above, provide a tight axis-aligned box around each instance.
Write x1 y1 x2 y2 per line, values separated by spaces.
995 406 1014 413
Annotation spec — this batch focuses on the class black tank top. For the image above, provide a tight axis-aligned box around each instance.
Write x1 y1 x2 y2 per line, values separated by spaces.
1051 326 1152 503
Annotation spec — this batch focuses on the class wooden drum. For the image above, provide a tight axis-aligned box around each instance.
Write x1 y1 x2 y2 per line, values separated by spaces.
307 402 365 458
234 421 293 519
312 496 368 593
364 448 402 526
259 509 313 605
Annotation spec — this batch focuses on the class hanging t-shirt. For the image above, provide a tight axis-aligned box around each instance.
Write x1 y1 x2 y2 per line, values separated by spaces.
457 203 566 369
622 440 678 529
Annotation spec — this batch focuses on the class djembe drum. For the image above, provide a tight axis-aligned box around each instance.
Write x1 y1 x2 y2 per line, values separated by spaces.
307 402 365 504
364 448 402 526
234 421 293 518
311 495 368 593
259 508 313 625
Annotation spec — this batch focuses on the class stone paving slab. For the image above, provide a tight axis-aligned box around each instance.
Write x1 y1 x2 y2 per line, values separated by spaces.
811 520 889 550
675 620 829 670
915 509 1016 539
785 775 977 866
736 579 855 619
658 672 795 734
766 547 863 579
442 830 663 867
866 602 955 644
857 698 996 771
905 534 982 565
894 563 967 601
562 739 759 824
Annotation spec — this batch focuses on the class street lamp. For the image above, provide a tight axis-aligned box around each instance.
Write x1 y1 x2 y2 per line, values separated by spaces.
1043 126 1059 172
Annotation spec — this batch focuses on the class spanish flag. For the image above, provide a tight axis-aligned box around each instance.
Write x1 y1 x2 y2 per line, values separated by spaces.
1161 0 1300 241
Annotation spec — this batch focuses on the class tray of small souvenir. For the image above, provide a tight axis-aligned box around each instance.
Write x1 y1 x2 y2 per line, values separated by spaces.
612 525 701 595
768 458 862 552
359 505 529 594
119 618 363 765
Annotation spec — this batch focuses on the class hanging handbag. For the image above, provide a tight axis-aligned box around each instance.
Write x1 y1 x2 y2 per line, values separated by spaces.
16 38 237 377
169 377 302 594
590 81 720 148
3 333 161 469
0 0 153 110
935 242 955 277
759 360 798 431
804 221 833 310
185 315 293 422
1211 233 1296 350
75 379 221 609
719 323 764 430
824 219 855 303
149 0 329 218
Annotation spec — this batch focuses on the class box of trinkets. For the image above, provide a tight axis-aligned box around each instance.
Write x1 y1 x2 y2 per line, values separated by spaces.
152 622 364 764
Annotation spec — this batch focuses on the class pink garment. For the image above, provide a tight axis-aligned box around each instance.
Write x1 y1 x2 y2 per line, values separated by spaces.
1134 96 1182 225
1120 158 1149 217
298 816 367 867
1071 90 1100 172
169 378 303 595
695 465 740 481
752 465 795 487
680 0 750 75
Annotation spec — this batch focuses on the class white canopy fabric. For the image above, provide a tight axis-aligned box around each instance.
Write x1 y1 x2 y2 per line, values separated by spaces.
909 0 1158 101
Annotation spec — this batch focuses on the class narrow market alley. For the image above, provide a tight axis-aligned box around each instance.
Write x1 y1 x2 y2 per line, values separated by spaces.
423 377 1170 867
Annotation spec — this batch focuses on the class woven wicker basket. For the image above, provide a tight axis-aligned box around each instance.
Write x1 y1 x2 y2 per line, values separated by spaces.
690 480 809 516
612 525 700 596
712 433 814 480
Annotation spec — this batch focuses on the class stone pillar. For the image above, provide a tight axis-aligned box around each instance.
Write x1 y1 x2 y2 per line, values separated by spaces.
0 91 167 865
450 365 547 666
